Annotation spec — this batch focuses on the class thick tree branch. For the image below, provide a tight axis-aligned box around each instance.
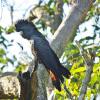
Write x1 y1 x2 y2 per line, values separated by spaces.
51 0 95 57
79 66 93 100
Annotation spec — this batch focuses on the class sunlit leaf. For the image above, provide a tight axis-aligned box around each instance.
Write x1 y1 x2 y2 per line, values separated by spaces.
90 74 97 86
63 0 68 3
71 67 86 74
6 26 15 34
0 49 6 56
93 63 100 72
0 57 8 64
86 89 91 100
15 64 27 72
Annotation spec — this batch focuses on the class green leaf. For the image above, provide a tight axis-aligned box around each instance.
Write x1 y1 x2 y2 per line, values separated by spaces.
15 64 27 72
0 49 6 56
0 26 4 33
63 0 68 3
93 63 100 72
6 26 15 34
0 57 8 64
90 74 97 86
71 67 86 74
54 90 65 100
86 89 91 99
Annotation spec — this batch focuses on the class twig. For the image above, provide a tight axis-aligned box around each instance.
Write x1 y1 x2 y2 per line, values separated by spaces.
64 84 73 100
10 6 14 25
75 41 95 100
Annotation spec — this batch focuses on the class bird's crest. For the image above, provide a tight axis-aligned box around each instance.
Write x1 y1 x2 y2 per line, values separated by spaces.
17 20 31 25
15 19 37 31
15 19 40 39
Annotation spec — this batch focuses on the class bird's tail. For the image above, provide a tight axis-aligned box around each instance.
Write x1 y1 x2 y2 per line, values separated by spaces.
48 66 71 91
59 65 71 79
49 70 61 91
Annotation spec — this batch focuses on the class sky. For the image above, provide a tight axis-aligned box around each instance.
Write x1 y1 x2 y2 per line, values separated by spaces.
0 0 39 27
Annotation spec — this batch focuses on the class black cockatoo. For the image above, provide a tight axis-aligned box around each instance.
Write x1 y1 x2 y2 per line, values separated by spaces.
15 20 71 91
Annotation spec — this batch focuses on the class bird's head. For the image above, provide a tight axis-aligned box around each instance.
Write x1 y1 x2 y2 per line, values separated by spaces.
15 20 37 40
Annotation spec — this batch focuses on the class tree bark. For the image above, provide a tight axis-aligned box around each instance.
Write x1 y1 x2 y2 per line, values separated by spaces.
0 0 95 99
0 72 20 99
76 41 95 100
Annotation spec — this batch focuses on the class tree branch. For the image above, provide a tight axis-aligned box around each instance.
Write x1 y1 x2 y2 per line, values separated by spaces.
51 0 95 57
76 41 95 100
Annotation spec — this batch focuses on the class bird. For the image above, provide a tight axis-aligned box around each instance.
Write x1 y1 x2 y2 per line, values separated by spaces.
15 19 71 91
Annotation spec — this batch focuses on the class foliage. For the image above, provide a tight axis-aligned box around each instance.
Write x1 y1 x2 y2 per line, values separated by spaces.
0 25 26 73
54 14 100 99
86 0 100 20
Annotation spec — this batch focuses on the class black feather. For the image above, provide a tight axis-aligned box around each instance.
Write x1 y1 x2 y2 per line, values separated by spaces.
15 20 36 30
15 19 71 91
52 80 61 91
15 19 43 40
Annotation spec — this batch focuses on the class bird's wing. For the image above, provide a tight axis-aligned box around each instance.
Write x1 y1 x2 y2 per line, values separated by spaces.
33 36 59 71
33 36 63 81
